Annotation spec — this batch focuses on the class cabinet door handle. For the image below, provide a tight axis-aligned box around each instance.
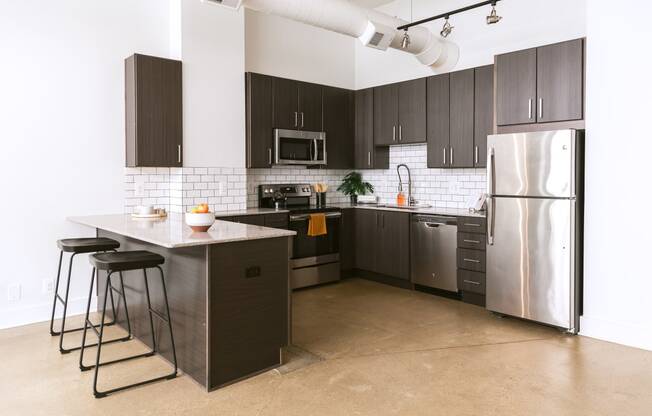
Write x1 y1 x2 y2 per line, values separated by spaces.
392 125 396 142
268 148 272 165
463 279 481 285
443 148 447 165
464 223 481 227
368 151 371 166
399 125 402 141
463 239 481 244
301 112 305 128
528 99 533 120
450 147 454 166
294 112 298 127
177 145 181 164
538 98 543 120
463 258 481 263
474 146 479 165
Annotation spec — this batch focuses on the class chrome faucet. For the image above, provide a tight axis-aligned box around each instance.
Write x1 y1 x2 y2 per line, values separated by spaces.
397 164 415 206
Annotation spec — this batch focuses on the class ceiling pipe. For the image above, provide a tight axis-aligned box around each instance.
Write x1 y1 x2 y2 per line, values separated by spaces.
206 0 459 71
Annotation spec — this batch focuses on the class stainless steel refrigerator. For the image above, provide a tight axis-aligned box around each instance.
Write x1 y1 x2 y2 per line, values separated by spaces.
486 129 583 333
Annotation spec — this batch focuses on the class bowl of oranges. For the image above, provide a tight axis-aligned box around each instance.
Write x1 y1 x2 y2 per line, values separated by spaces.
185 203 215 232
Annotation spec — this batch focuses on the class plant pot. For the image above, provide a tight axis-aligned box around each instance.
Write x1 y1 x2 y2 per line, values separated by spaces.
350 195 358 205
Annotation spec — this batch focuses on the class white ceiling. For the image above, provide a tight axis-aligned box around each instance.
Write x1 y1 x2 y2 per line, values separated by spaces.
351 0 395 9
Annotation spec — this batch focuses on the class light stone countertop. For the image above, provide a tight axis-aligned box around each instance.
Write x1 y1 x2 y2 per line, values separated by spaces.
331 203 487 218
68 213 296 249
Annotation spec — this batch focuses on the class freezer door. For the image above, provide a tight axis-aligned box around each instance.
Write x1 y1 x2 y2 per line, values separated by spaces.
487 130 576 198
486 197 575 329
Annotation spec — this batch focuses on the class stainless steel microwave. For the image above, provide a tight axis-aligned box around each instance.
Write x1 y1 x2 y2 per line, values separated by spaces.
274 129 326 165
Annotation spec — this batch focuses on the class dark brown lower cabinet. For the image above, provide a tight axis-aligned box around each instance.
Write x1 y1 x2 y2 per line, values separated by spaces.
457 216 487 307
218 213 288 229
353 209 409 280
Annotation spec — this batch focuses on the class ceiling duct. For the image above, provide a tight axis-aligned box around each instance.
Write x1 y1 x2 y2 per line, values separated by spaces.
206 0 459 71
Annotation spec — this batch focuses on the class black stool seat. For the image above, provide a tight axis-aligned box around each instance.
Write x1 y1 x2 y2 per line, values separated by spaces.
90 251 165 271
57 238 120 254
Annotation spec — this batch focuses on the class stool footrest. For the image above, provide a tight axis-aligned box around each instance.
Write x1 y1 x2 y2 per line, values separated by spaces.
62 334 130 354
81 350 156 372
94 371 177 399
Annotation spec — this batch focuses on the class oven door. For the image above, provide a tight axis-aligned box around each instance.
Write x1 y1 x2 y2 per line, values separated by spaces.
274 129 326 165
289 212 340 264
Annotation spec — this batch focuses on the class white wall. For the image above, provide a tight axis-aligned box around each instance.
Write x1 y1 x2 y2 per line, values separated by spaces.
181 0 245 167
0 0 172 328
245 9 356 89
581 0 652 350
355 0 587 88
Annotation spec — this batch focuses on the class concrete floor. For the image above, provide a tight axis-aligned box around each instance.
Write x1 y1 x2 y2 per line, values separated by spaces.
2 278 651 415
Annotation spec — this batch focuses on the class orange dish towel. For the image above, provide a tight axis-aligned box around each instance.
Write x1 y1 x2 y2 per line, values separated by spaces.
307 213 327 237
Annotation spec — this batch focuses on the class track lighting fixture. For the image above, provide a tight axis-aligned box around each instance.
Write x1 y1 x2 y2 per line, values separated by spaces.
440 17 453 38
401 29 411 49
397 0 504 33
486 2 502 25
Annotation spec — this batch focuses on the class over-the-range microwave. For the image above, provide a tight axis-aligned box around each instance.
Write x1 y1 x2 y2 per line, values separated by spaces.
274 129 326 165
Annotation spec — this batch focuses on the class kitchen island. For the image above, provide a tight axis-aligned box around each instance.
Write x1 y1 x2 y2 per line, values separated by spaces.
68 214 295 391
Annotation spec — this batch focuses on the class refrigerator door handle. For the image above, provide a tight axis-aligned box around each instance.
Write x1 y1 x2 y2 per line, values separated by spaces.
487 147 495 196
487 196 495 245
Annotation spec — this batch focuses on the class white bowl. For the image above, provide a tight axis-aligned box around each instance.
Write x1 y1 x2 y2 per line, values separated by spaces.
185 212 215 232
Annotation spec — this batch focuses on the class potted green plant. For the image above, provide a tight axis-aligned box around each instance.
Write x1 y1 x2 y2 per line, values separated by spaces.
337 172 374 204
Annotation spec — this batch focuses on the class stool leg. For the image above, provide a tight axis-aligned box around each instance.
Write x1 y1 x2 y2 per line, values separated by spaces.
79 267 96 371
156 265 178 376
142 269 157 352
117 272 133 338
49 251 64 336
58 253 77 353
92 271 113 399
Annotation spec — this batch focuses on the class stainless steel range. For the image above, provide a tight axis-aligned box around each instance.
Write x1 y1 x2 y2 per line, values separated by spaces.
259 184 341 289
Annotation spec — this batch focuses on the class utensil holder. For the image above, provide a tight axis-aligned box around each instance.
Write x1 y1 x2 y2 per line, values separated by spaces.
316 192 327 207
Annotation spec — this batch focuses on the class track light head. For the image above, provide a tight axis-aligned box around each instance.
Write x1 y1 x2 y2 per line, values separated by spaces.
401 30 411 49
440 17 453 38
486 3 502 25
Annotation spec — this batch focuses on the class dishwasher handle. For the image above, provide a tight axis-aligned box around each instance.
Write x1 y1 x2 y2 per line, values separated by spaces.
424 222 445 228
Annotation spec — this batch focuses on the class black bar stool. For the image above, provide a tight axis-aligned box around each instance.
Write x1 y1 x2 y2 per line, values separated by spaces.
79 250 178 398
50 238 131 353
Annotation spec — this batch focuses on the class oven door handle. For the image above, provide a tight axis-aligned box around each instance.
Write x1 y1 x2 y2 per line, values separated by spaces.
289 212 342 222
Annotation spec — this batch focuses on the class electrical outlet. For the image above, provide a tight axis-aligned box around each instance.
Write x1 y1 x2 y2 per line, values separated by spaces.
7 284 21 302
134 180 146 197
42 279 55 295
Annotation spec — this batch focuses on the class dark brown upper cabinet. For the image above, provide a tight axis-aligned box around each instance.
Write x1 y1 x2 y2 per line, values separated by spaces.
496 38 584 128
474 65 494 168
355 88 389 169
323 86 354 169
246 73 274 168
373 83 399 145
125 54 182 167
449 69 475 168
426 73 450 168
495 48 537 126
398 78 427 143
374 79 426 145
272 77 322 131
536 39 584 123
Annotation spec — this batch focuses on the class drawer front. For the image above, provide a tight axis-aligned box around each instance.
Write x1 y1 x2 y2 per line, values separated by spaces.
457 232 486 251
458 269 486 294
457 216 486 233
264 213 288 229
239 215 265 226
458 248 486 272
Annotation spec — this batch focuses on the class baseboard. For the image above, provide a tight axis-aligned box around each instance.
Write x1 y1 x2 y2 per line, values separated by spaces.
0 296 93 330
580 315 652 351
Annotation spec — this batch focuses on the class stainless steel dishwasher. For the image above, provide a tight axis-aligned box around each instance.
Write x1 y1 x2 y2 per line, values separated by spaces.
410 215 458 292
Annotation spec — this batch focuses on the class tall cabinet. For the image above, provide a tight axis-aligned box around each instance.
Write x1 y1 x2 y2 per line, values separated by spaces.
427 66 493 169
125 54 183 167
